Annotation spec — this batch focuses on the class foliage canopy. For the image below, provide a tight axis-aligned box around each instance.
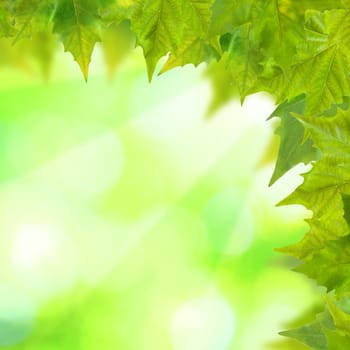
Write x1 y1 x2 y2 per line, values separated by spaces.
2 0 350 348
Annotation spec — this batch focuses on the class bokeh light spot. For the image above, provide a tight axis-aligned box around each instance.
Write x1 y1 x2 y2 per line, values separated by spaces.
171 294 235 350
12 224 58 268
11 223 78 297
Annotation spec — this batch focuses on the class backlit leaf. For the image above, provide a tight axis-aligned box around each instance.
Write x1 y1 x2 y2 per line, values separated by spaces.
53 0 102 80
12 0 55 43
268 95 320 185
278 108 350 259
131 0 183 80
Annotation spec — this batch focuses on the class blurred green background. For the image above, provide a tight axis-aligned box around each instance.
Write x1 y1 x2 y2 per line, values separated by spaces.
0 43 318 350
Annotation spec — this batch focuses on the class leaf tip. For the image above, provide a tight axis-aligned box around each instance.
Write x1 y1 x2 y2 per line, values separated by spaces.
147 63 155 82
77 61 90 82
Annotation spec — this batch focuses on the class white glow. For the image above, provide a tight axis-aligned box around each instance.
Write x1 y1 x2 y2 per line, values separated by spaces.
171 295 235 350
242 93 276 125
12 224 58 267
10 223 78 297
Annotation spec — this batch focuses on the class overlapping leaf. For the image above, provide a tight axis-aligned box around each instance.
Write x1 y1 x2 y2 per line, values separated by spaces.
294 194 350 298
0 1 15 37
254 0 304 72
209 0 255 36
281 297 350 349
284 10 350 115
268 95 320 185
296 235 350 297
98 0 136 25
160 0 221 72
225 23 263 100
278 108 350 259
11 0 55 43
130 0 184 80
1 2 350 349
53 0 111 80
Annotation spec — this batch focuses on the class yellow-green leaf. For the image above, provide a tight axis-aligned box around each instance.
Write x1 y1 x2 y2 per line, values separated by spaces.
53 0 101 80
131 0 183 80
278 108 350 259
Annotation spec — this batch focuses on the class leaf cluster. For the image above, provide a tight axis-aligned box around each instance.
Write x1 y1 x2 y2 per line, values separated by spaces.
4 1 350 349
0 0 347 90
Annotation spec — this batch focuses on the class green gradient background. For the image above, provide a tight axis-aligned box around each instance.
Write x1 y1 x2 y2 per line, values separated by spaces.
0 49 316 350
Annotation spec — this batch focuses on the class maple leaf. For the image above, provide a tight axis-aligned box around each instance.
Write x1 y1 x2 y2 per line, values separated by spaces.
280 306 334 350
160 0 221 72
285 10 350 115
3 1 350 348
160 37 220 73
282 297 350 349
53 0 103 80
268 95 320 185
325 297 350 336
185 0 215 37
295 194 350 297
278 107 350 259
324 329 350 350
280 322 328 350
254 0 304 72
11 0 55 44
131 0 183 81
99 0 137 25
0 1 15 37
209 0 255 36
295 236 350 297
225 23 263 101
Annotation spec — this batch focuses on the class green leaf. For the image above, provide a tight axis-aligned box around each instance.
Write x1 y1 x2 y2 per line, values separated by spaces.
281 298 350 349
131 0 184 80
99 0 136 25
100 21 135 78
12 0 55 44
184 0 215 37
326 297 350 336
268 95 320 185
280 309 334 350
324 329 350 349
285 10 350 115
298 0 346 10
295 236 350 297
278 108 350 259
254 0 304 71
0 2 15 37
209 0 254 36
2 2 350 348
53 0 102 80
226 23 263 101
205 53 238 114
160 0 220 72
250 60 288 103
161 37 220 72
280 322 328 350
